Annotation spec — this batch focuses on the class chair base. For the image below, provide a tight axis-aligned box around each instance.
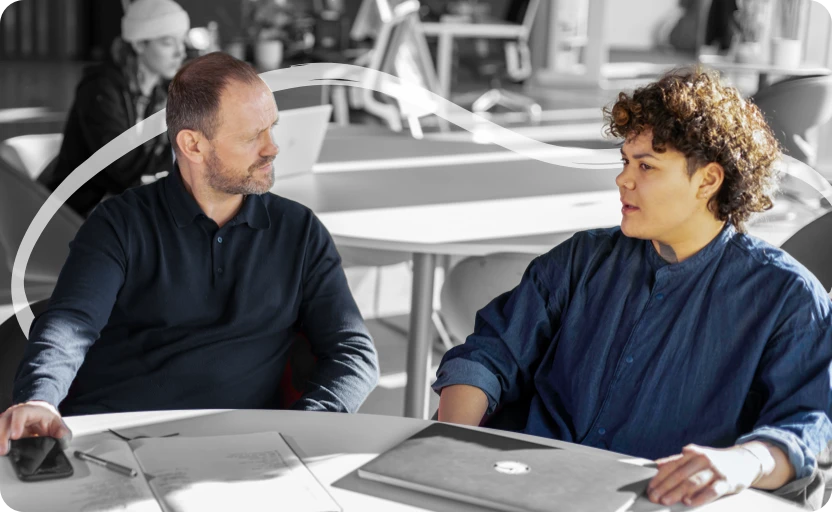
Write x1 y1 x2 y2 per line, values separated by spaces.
455 88 542 122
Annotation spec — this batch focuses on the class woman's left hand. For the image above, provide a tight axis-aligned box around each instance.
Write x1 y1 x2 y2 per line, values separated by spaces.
647 444 762 507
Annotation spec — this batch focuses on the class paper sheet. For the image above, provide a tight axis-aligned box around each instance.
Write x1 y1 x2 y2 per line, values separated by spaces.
0 436 161 512
130 432 340 512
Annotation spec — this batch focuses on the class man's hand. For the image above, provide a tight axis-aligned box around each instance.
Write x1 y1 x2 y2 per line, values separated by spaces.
647 444 765 507
0 401 73 456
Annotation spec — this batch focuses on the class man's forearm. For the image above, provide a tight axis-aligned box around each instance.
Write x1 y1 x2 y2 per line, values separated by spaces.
13 313 94 408
437 384 489 426
295 338 379 413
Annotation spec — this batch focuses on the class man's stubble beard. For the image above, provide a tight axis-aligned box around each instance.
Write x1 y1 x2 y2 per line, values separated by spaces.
204 149 275 196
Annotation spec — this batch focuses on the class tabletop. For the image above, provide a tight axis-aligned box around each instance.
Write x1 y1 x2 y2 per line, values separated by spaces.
696 55 832 77
273 151 827 256
0 410 804 512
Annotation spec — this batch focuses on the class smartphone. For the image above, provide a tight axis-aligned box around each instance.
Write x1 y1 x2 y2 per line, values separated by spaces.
8 437 74 482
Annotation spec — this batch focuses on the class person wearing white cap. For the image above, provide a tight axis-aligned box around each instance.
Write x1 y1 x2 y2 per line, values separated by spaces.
38 0 191 218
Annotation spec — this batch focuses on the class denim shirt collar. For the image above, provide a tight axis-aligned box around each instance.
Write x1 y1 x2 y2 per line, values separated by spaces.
645 221 736 275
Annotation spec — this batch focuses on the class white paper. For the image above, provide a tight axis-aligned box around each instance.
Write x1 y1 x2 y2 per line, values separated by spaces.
130 432 340 512
0 437 161 512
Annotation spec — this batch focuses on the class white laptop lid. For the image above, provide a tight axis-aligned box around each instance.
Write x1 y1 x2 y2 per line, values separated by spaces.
271 104 333 179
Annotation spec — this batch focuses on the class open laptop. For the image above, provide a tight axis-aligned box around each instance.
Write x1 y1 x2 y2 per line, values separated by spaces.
356 422 657 512
167 104 332 181
271 104 333 179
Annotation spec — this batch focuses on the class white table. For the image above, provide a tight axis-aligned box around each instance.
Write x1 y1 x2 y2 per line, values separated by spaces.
696 55 832 90
0 410 804 511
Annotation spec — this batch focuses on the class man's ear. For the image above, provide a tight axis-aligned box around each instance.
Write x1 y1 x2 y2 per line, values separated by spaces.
175 129 206 165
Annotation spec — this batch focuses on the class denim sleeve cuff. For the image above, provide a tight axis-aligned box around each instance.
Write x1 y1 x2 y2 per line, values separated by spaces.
431 358 502 415
737 426 815 481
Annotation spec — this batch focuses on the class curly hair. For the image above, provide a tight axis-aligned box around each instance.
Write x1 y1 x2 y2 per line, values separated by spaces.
602 67 781 233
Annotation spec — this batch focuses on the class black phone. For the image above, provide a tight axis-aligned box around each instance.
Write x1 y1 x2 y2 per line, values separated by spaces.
8 437 74 482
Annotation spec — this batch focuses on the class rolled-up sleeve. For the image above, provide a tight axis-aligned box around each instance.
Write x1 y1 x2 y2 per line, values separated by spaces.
432 247 571 415
736 323 832 506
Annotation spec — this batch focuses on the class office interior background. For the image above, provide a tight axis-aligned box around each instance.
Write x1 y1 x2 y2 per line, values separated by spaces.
1 0 832 419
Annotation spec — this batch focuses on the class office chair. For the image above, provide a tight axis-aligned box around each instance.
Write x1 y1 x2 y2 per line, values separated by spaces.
0 297 318 412
422 0 541 120
437 252 536 347
779 209 832 293
0 133 63 180
0 158 84 305
321 0 442 137
752 75 832 168
462 0 542 120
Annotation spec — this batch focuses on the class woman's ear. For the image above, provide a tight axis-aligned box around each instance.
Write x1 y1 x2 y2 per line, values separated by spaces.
697 162 725 202
130 41 146 55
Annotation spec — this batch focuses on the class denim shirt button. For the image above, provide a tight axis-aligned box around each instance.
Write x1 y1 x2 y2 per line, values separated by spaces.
625 356 634 364
656 293 664 300
598 428 606 435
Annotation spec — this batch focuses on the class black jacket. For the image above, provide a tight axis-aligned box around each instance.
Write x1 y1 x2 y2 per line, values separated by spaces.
39 57 171 217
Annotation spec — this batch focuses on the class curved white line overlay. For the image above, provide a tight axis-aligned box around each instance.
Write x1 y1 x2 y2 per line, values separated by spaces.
4 23 832 335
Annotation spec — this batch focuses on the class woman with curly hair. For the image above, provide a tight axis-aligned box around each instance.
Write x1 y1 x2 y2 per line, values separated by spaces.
38 0 190 217
432 69 832 509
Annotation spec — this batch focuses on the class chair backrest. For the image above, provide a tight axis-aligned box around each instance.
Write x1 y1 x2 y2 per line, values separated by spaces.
0 134 63 180
752 75 832 165
0 158 83 285
364 0 442 136
779 209 832 293
505 0 540 37
0 299 50 411
439 252 536 344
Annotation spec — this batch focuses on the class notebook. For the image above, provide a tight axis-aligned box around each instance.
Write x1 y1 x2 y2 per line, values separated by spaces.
0 431 341 512
271 104 333 179
356 423 658 512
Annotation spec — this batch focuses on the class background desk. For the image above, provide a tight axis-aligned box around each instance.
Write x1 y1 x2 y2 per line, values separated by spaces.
696 56 832 91
0 410 804 512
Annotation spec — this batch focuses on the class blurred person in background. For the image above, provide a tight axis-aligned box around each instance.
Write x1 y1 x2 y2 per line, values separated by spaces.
38 0 190 217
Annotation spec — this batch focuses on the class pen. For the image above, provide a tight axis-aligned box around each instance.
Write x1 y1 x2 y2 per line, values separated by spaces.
74 450 138 478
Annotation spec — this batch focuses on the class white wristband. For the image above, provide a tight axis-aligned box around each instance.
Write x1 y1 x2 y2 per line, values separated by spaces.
739 443 777 484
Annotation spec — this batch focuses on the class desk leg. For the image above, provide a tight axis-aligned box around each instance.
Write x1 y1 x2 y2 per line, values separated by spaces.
437 33 454 100
404 252 437 419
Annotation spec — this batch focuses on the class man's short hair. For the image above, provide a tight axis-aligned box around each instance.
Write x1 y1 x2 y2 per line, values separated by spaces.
167 52 263 154
603 68 782 232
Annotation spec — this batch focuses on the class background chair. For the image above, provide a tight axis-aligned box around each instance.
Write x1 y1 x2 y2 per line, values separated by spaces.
0 158 84 305
421 0 541 110
0 133 63 180
322 0 443 138
752 75 832 168
779 209 832 293
438 252 536 346
450 0 542 120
